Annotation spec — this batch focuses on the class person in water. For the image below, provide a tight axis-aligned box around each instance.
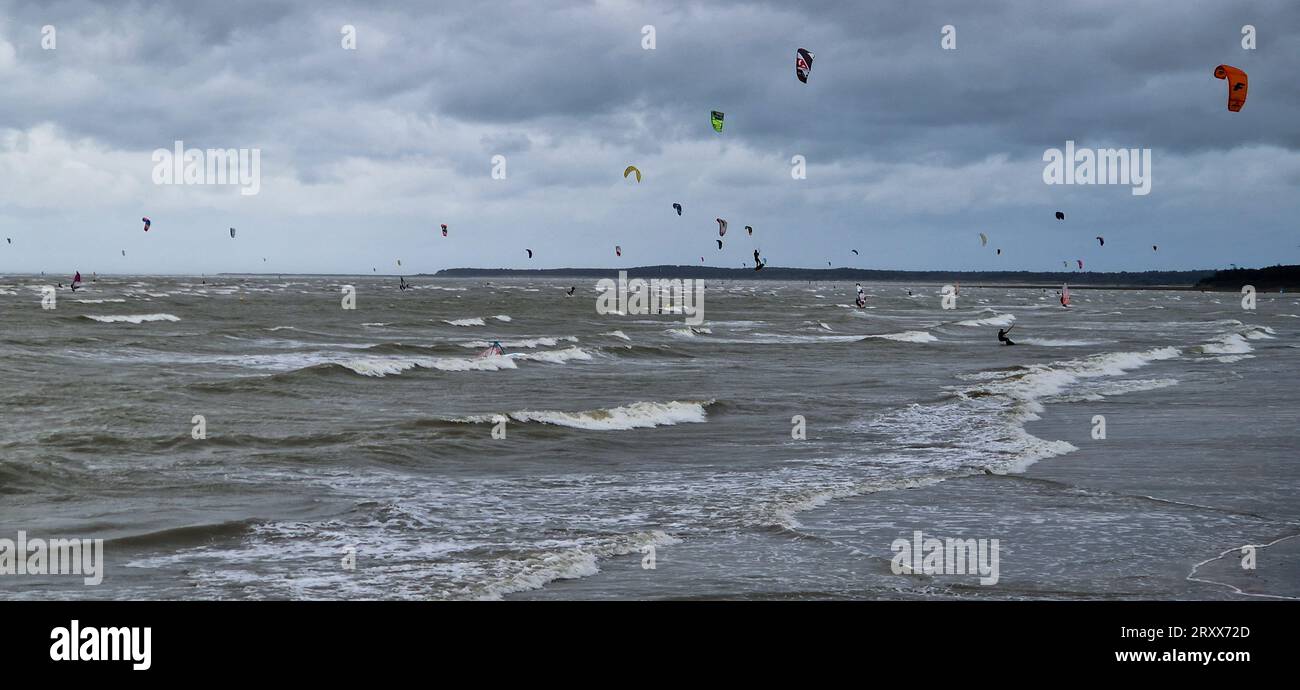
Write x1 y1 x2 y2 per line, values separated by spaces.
566 287 576 296
998 324 1016 346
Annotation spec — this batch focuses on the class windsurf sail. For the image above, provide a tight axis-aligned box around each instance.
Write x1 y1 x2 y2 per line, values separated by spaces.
1061 284 1071 307
479 340 505 357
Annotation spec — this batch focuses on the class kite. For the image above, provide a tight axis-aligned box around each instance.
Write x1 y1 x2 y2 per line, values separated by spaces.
1055 212 1065 221
1213 64 1248 112
623 165 641 182
710 111 724 133
615 245 622 257
672 203 682 216
1096 236 1104 246
851 249 859 255
526 249 534 258
716 218 728 236
230 228 236 238
795 48 815 84
441 224 448 237
1077 259 1084 270
997 249 1002 255
979 233 988 246
716 239 723 250
745 225 753 236
1153 245 1158 251
142 217 151 232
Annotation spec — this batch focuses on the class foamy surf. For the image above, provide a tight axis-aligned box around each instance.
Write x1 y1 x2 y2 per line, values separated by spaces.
855 345 1186 480
472 530 681 601
444 318 486 327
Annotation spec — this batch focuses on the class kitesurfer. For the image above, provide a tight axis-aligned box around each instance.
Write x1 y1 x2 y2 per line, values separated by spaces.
998 325 1016 346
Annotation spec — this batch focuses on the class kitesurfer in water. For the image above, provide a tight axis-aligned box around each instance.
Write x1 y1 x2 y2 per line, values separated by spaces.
997 324 1016 346
566 287 576 296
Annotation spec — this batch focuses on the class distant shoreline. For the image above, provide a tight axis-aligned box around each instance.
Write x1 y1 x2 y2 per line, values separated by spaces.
427 266 1217 289
429 264 1299 291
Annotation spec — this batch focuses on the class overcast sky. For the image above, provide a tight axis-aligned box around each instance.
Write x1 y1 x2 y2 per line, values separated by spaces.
0 0 1296 275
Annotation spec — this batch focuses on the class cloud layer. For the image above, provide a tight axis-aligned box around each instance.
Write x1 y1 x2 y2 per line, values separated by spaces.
1 0 1297 274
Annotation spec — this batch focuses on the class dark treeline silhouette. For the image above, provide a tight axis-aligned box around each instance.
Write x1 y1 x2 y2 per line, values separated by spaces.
436 265 1214 287
1194 265 1300 291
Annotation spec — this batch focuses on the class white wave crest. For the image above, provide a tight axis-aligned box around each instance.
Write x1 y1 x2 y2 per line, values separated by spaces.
954 313 1015 327
866 330 937 343
459 336 578 349
340 355 519 377
506 400 713 430
1195 333 1253 355
83 313 180 324
513 346 593 364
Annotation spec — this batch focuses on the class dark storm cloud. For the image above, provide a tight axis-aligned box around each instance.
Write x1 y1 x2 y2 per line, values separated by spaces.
6 0 1297 163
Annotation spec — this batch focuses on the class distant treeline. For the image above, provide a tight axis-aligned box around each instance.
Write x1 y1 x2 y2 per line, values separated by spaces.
436 265 1215 287
1193 265 1300 291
